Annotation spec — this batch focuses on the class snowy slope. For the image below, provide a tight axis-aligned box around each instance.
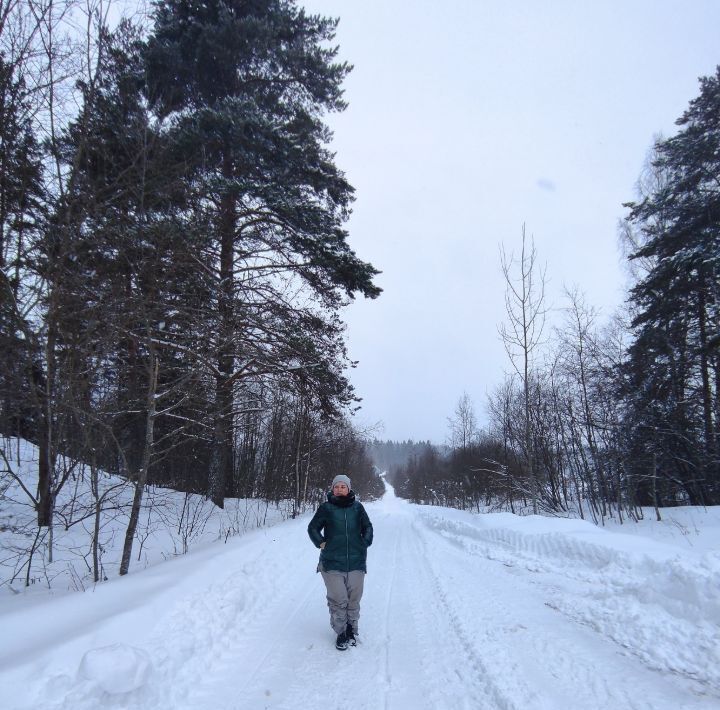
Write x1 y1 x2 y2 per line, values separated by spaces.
1 479 719 710
0 438 290 595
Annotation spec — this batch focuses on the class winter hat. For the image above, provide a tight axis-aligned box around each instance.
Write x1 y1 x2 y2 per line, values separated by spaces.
332 474 351 489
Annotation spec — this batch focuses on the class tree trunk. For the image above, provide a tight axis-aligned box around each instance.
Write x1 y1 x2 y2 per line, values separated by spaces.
119 356 158 576
36 421 54 526
293 403 304 518
697 288 715 466
652 445 661 522
36 317 57 530
92 461 101 583
208 156 236 508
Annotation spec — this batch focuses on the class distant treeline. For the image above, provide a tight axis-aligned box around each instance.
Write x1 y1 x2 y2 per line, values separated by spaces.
386 438 510 513
365 439 438 474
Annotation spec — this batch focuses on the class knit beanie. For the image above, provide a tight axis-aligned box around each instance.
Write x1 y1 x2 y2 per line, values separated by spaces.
332 474 351 489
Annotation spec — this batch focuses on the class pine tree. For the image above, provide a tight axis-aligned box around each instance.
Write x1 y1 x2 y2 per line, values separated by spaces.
0 56 46 441
623 66 720 505
144 0 380 507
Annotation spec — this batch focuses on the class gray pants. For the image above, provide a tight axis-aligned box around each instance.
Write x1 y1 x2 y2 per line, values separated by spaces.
320 569 365 635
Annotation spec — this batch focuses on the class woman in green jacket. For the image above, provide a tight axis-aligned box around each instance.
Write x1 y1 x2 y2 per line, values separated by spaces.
307 474 374 650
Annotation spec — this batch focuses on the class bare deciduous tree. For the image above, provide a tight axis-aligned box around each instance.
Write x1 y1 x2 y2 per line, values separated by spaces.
447 392 478 451
499 225 548 510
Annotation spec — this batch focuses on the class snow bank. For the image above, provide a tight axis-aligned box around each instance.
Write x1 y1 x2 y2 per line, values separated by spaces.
419 506 720 691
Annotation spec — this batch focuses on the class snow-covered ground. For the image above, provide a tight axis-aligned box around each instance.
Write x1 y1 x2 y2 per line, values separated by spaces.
1 475 719 710
0 438 291 596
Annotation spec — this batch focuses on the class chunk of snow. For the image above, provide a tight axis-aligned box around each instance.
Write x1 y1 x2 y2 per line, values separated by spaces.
78 643 152 695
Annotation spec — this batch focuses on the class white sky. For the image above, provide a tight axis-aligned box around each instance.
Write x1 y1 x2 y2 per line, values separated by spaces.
305 1 720 443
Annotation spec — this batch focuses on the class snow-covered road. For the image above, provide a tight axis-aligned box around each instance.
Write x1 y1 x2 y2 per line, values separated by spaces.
2 481 718 709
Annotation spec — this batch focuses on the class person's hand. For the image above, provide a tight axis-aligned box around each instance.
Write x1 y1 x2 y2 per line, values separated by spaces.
320 542 326 549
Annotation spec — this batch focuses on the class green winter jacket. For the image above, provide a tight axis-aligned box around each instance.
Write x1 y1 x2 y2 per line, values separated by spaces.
307 491 373 573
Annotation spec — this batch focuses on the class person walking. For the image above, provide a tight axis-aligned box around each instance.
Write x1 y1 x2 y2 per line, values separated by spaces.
307 474 374 650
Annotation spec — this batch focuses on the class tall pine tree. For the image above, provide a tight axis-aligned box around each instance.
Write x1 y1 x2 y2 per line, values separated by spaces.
0 56 46 442
144 0 380 507
623 66 720 505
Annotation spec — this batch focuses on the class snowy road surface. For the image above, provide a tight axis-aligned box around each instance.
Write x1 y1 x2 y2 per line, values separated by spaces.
2 481 718 709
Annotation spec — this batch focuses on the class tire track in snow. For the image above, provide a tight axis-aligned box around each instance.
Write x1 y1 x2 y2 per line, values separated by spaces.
179 549 327 709
380 510 401 709
136 519 329 710
371 507 443 710
414 509 718 710
414 514 629 709
419 508 720 692
410 514 523 710
232 580 318 701
271 506 414 710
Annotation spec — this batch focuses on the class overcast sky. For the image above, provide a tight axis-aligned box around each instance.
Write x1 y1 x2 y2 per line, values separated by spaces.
301 0 720 443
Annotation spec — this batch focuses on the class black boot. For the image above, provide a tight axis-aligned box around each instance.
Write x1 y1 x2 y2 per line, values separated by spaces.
335 631 349 651
346 623 357 646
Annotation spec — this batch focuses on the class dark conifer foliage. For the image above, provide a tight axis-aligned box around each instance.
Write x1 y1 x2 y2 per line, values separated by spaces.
0 56 46 442
143 0 380 507
622 66 720 506
0 0 380 576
